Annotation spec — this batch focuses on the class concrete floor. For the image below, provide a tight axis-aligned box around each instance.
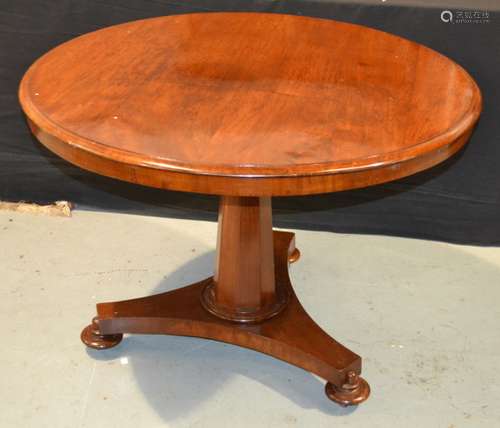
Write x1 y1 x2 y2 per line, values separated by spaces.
1 209 499 428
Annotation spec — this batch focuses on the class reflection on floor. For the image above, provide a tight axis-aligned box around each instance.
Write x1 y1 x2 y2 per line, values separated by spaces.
1 209 499 428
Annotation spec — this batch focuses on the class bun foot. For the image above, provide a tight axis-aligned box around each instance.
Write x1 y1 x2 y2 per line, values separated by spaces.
325 371 370 406
81 317 123 350
288 248 301 263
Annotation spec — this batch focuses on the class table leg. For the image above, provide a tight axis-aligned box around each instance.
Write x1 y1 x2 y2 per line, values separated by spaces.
81 196 370 406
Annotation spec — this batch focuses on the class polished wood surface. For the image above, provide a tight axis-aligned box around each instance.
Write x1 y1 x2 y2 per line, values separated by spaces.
201 196 289 322
19 12 481 196
82 231 369 405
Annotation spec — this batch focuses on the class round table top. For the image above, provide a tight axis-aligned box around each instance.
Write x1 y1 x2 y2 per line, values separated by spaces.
19 12 481 196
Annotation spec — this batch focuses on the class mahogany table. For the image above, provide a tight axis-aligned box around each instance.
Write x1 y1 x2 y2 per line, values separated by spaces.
19 12 481 407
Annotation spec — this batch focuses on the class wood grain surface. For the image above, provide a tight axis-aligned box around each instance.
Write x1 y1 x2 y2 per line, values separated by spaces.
19 12 481 196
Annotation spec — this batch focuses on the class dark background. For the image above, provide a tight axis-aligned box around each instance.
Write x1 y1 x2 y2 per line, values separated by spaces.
1 1 499 245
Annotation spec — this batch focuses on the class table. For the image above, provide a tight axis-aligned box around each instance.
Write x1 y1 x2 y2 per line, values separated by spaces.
19 12 481 407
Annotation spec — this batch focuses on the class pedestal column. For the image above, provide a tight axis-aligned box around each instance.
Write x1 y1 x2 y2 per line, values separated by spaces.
200 196 289 322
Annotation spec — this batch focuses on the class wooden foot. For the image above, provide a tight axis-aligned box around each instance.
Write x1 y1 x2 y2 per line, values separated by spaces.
81 316 123 349
325 371 371 406
288 247 301 264
83 231 369 404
